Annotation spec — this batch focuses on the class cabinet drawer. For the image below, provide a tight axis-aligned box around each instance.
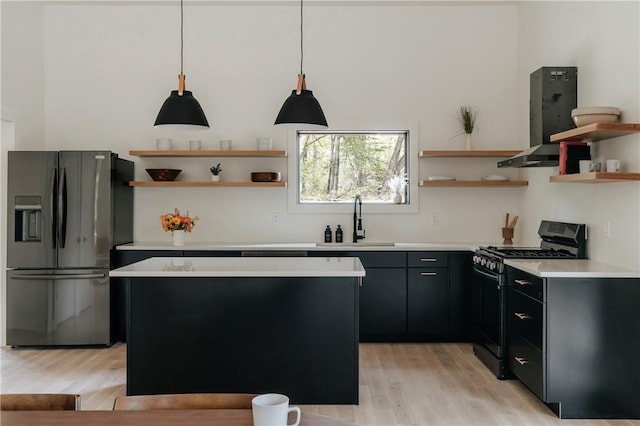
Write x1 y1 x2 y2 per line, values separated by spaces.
507 268 544 301
508 288 544 350
509 334 544 401
408 252 448 268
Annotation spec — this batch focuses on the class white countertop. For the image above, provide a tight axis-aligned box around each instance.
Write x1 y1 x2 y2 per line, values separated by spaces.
110 256 366 278
505 259 640 279
115 241 494 252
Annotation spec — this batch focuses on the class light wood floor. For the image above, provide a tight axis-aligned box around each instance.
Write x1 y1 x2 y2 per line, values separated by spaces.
1 342 638 426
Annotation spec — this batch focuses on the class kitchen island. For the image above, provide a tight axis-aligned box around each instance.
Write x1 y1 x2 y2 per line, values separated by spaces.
110 257 365 404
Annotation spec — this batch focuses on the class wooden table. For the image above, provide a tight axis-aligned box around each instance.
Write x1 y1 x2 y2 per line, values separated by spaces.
0 409 356 426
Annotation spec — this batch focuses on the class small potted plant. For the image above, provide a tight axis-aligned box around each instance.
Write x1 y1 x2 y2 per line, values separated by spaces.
210 163 222 182
456 105 478 150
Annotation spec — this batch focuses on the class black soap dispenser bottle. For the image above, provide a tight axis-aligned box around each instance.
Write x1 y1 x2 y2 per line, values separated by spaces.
324 225 333 243
336 225 343 243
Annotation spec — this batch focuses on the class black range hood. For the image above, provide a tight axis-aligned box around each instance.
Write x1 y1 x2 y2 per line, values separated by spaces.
498 66 577 168
497 144 559 168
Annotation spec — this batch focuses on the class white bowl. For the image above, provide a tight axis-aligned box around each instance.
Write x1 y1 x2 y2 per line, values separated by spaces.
571 107 620 127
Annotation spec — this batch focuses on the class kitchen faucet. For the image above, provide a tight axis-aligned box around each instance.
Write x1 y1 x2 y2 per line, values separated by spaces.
353 195 366 243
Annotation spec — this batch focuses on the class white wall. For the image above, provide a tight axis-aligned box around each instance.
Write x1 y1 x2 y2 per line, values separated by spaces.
516 1 640 269
38 2 525 244
1 1 45 149
1 1 639 269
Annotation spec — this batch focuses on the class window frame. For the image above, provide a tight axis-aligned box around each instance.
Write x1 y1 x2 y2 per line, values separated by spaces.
286 123 420 214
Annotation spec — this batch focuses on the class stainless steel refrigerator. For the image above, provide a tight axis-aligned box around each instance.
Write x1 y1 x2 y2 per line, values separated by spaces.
6 151 133 347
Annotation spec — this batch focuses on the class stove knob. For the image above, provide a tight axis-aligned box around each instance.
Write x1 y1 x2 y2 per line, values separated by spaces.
473 255 479 264
489 261 496 270
481 258 487 266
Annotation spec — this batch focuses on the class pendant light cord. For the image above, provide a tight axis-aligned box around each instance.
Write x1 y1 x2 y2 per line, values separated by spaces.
299 0 304 75
180 0 184 75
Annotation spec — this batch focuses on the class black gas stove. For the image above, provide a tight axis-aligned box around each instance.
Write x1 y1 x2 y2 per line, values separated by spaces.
473 220 587 274
471 220 587 379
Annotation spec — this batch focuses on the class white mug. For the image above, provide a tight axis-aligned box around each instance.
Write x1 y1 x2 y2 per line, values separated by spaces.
189 140 201 150
156 138 172 150
606 159 621 172
257 137 273 151
220 140 232 150
578 160 596 173
252 393 300 426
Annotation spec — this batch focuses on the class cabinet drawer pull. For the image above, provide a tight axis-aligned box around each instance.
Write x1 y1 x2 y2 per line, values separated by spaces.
514 356 529 366
420 258 437 262
515 279 532 286
420 272 437 276
514 312 532 320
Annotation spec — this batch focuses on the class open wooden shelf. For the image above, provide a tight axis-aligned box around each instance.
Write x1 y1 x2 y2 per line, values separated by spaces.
549 172 640 183
550 123 640 143
129 150 287 157
419 150 521 158
419 180 528 187
129 181 287 188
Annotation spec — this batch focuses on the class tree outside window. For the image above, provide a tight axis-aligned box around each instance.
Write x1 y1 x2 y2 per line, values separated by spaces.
298 131 408 204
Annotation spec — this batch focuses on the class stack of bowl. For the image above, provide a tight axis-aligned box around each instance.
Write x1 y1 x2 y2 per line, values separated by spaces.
571 107 620 127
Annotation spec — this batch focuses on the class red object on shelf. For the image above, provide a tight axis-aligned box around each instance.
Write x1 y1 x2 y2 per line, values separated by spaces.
559 141 590 175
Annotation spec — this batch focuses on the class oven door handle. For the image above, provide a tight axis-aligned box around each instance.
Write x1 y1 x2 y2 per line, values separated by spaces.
473 266 501 282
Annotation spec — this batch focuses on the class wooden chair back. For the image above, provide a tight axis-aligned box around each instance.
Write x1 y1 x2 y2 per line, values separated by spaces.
112 393 257 410
0 393 80 411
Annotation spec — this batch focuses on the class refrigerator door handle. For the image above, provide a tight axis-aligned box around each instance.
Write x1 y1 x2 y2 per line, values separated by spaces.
58 167 68 248
51 168 58 249
11 273 106 280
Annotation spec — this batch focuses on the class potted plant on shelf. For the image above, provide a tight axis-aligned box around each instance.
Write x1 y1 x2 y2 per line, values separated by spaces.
456 105 478 150
210 163 222 182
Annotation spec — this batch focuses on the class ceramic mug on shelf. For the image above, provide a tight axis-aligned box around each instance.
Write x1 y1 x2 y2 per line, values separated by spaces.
252 393 300 426
156 138 172 150
257 137 273 150
578 160 599 173
606 159 621 172
189 140 201 150
219 140 232 150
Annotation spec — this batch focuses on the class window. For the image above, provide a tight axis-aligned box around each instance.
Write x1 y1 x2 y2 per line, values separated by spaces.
297 131 408 204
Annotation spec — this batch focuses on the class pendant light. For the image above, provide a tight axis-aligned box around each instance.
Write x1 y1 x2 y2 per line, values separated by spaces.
154 0 209 130
274 0 328 127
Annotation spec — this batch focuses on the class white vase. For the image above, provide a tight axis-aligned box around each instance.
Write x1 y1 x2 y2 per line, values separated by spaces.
465 133 473 150
172 230 185 247
392 192 403 204
211 175 221 182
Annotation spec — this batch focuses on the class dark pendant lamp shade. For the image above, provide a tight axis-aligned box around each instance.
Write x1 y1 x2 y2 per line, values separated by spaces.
275 88 327 126
274 0 328 127
155 88 209 129
154 0 209 130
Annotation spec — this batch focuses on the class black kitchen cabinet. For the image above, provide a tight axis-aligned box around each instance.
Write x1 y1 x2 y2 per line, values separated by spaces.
407 267 448 334
407 252 448 335
448 252 473 339
115 248 473 343
407 251 472 339
111 249 183 343
326 252 407 342
309 250 472 342
506 265 640 419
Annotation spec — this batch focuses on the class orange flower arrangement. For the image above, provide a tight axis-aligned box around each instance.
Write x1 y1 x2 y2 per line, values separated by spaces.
160 208 198 232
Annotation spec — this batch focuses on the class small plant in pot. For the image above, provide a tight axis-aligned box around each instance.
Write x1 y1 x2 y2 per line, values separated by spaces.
210 163 222 182
456 105 478 150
